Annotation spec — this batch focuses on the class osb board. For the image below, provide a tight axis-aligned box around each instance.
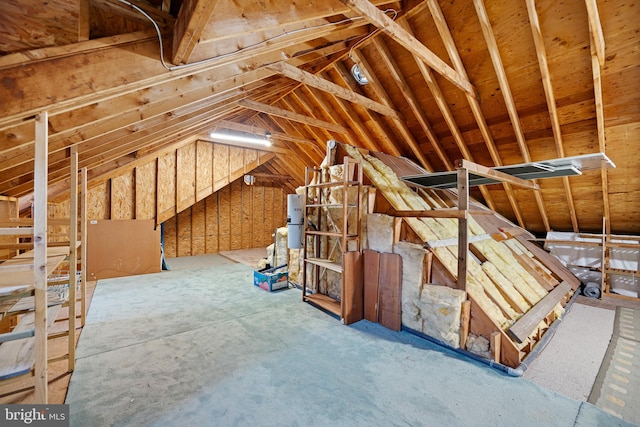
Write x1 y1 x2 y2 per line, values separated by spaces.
191 200 205 256
263 185 274 244
217 185 231 251
110 172 135 220
205 193 219 253
196 141 213 201
244 149 258 170
87 181 110 220
163 216 177 258
213 144 230 190
176 143 196 212
48 201 70 243
135 161 156 220
273 186 285 229
241 180 252 249
87 219 160 280
177 208 192 256
229 146 245 178
252 183 264 248
230 179 243 250
0 198 18 259
157 152 176 220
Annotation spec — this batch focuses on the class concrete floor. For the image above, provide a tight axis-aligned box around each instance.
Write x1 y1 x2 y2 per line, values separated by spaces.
66 254 636 426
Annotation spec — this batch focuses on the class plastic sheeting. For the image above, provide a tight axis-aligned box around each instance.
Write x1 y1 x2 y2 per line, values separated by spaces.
545 232 639 298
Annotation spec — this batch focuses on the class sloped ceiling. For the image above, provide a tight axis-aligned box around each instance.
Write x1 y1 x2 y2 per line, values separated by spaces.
0 0 638 234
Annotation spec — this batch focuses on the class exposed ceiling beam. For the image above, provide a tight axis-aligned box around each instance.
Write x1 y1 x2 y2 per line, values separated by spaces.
268 62 400 120
473 0 550 232
360 40 445 170
589 23 610 234
238 98 348 134
426 0 524 226
172 0 221 64
585 0 606 67
332 62 402 156
338 0 477 98
525 0 579 232
350 48 434 171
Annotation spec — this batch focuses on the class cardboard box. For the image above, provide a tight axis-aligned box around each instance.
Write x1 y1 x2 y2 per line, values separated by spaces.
253 265 289 292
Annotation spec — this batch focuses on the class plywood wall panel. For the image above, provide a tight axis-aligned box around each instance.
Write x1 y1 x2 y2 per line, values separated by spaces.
263 185 274 244
229 146 244 181
191 199 206 255
218 185 231 251
163 215 177 258
214 144 230 190
252 182 265 248
177 207 192 257
135 161 157 220
111 172 135 220
196 141 213 201
242 182 252 249
88 181 110 220
176 143 196 212
230 179 243 250
244 149 258 171
274 185 285 229
205 194 219 253
157 152 176 221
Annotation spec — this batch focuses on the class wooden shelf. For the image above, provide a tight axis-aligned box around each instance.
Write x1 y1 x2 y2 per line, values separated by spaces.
306 180 360 189
305 230 358 239
304 293 341 316
305 257 343 273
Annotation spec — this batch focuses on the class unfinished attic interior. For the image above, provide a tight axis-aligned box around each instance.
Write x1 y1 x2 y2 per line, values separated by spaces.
1 0 639 425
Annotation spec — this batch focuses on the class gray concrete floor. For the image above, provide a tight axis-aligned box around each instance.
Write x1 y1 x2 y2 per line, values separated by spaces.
66 255 636 426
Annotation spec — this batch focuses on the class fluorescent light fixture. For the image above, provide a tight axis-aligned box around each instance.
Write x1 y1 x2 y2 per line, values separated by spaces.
209 130 272 146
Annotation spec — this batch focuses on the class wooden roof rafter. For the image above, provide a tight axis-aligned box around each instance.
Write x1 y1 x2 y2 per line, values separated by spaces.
426 0 526 227
350 47 434 172
338 0 477 98
525 0 579 232
362 36 446 171
332 62 402 156
472 0 551 232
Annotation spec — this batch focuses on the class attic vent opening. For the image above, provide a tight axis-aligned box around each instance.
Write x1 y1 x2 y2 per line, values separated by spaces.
351 64 369 85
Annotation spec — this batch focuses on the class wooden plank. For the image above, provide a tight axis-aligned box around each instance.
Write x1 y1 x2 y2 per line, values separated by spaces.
585 0 605 67
456 159 539 190
80 167 88 326
508 281 571 344
456 168 468 291
68 145 78 372
251 182 264 248
218 186 231 251
512 252 557 292
304 293 341 316
338 0 475 97
268 62 400 120
378 252 402 331
172 0 221 64
514 236 581 290
342 251 363 325
490 331 501 363
34 111 48 403
363 250 380 322
238 99 348 134
241 181 252 250
0 305 61 381
460 300 471 350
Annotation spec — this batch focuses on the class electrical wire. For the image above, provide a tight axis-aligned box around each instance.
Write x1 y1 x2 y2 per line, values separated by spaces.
118 0 398 71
